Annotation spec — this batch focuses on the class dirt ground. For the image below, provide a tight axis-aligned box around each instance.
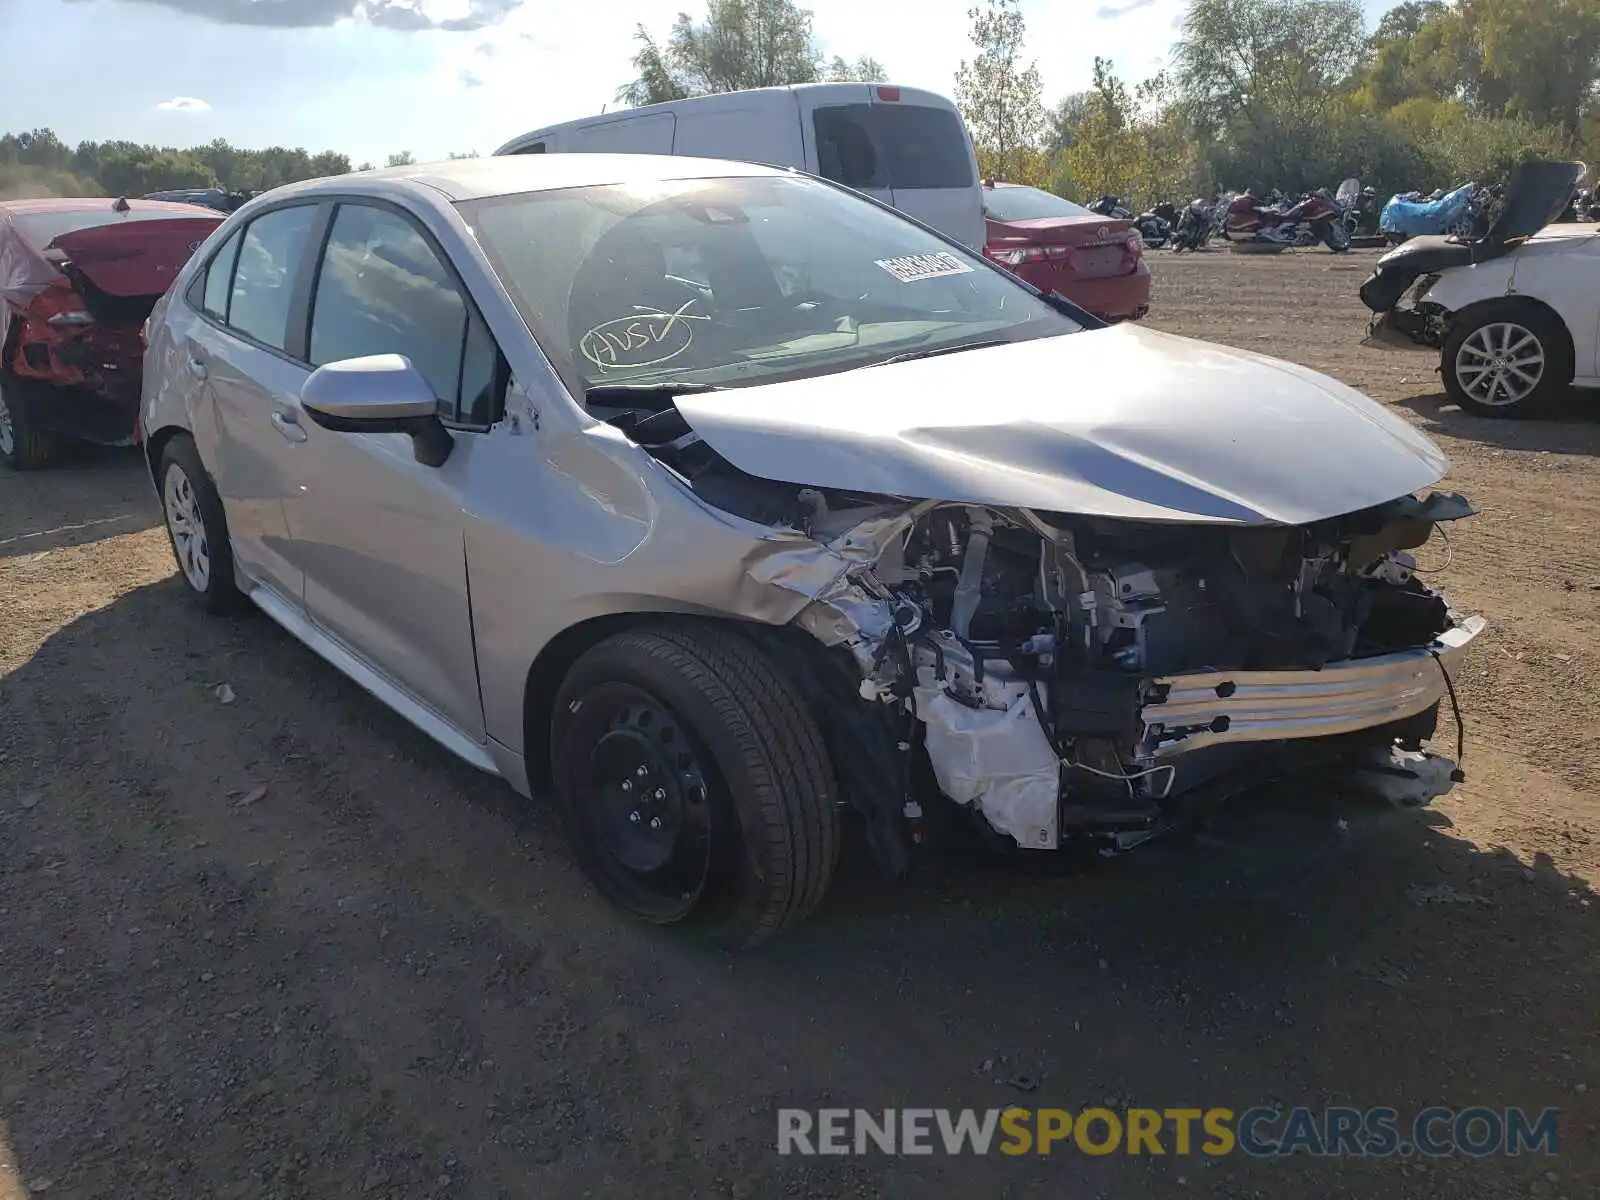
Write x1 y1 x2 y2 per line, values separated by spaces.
2 248 1597 1199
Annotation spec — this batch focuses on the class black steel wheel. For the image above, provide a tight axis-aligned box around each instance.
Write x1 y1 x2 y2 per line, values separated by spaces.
564 684 717 924
551 624 839 948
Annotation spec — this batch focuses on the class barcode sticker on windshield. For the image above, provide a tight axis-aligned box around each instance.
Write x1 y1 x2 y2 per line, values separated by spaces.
874 251 975 283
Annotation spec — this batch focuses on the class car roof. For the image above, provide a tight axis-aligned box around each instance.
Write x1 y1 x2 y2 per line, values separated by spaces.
0 196 219 218
261 153 792 206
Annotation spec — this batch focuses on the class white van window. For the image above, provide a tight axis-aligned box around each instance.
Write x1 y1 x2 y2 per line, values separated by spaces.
813 105 974 191
516 142 546 155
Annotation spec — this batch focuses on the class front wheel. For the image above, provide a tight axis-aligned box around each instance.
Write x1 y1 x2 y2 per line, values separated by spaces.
551 624 840 949
1324 221 1351 252
1441 302 1572 418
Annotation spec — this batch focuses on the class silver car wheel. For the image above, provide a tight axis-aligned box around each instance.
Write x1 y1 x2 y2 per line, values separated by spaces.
1455 321 1545 407
0 386 14 457
163 462 212 591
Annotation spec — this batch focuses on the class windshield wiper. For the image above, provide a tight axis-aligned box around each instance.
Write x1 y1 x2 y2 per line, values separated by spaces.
873 338 1013 368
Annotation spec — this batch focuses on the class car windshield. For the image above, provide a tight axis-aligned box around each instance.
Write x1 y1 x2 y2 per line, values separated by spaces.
984 186 1096 222
459 174 1080 396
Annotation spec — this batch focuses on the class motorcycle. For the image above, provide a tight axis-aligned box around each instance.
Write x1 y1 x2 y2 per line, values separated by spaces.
1379 182 1479 244
1136 202 1176 249
1090 196 1172 248
1170 198 1216 251
1224 186 1354 251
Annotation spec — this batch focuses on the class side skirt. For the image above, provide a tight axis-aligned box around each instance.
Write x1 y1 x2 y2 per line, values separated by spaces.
245 577 503 778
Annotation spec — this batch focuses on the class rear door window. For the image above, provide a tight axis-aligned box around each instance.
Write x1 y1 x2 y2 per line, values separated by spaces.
200 230 242 320
228 206 318 351
813 104 974 191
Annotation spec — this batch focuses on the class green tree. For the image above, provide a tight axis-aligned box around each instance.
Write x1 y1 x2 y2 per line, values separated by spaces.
955 0 1046 182
1177 0 1368 126
1462 0 1600 132
617 0 843 105
825 54 887 82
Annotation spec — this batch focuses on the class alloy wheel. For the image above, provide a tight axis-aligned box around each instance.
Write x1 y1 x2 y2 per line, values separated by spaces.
163 462 212 591
1455 322 1545 407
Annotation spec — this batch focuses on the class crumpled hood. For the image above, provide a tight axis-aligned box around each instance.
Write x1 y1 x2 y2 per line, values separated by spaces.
674 323 1450 525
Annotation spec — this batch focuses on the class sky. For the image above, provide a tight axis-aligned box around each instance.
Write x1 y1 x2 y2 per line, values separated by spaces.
0 0 1403 164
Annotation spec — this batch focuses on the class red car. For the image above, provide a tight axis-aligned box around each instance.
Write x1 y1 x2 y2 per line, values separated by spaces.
1 197 223 469
981 182 1151 321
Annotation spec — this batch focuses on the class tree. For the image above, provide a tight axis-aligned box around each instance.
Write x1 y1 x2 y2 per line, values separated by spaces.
386 151 417 167
1177 0 1368 125
955 0 1046 181
0 127 366 197
1047 91 1094 150
617 0 844 105
1460 0 1600 132
826 54 887 82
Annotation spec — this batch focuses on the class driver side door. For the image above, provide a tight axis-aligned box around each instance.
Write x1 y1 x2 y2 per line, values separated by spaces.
285 200 502 743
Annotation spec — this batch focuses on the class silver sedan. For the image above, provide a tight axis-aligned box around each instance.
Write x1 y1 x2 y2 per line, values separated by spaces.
141 155 1483 946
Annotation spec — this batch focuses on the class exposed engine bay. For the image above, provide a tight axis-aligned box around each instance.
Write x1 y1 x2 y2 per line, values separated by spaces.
596 392 1485 858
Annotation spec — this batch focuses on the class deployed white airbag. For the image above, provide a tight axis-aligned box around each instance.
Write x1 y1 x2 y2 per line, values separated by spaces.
917 689 1060 850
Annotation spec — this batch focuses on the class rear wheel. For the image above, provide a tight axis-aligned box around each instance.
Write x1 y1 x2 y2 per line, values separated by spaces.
1441 302 1572 418
158 435 242 611
1324 221 1352 252
551 624 840 949
0 374 59 470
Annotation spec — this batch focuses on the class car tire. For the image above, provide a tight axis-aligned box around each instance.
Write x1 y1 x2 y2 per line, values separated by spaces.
551 623 840 949
158 435 242 612
0 374 59 471
1441 301 1572 419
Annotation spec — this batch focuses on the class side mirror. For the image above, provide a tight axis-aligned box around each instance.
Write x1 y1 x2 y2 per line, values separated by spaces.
300 354 454 468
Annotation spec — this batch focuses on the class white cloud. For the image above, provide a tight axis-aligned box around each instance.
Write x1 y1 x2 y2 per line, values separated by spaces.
156 95 212 112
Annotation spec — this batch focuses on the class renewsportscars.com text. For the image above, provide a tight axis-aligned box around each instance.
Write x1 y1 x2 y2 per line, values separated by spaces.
777 1106 1559 1158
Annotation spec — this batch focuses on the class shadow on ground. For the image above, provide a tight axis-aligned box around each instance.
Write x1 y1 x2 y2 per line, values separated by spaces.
1397 390 1600 456
0 581 1595 1199
0 450 156 559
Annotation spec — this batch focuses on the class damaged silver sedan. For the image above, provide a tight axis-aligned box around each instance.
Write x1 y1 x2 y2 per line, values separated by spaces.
141 155 1484 946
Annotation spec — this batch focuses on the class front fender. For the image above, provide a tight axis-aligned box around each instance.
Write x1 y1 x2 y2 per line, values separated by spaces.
1420 259 1516 312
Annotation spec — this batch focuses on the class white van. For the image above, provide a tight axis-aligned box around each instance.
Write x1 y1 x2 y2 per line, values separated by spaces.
494 83 985 250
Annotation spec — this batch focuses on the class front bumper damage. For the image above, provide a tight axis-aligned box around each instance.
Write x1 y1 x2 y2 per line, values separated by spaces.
741 498 1486 863
1141 615 1486 758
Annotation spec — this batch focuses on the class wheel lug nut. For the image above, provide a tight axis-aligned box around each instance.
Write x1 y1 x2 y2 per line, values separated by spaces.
653 788 666 801
629 811 641 823
650 817 662 829
621 780 632 793
635 766 648 779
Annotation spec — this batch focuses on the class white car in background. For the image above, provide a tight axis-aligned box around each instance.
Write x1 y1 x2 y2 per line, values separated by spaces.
1360 161 1591 418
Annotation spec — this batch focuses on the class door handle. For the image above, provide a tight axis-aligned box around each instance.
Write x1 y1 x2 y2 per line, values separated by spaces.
186 356 208 380
270 410 308 444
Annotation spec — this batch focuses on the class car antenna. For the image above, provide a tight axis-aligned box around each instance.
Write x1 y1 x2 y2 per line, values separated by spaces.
112 196 131 213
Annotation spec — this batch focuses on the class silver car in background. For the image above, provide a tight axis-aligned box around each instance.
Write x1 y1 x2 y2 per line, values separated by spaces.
141 155 1484 946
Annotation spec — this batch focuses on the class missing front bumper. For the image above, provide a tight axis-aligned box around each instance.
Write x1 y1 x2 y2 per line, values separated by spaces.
1140 615 1486 758
1362 309 1441 351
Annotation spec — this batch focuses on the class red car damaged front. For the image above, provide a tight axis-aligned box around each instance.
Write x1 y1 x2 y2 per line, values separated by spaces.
0 198 221 468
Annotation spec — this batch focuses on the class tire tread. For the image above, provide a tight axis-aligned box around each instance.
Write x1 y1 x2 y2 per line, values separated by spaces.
555 623 840 948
